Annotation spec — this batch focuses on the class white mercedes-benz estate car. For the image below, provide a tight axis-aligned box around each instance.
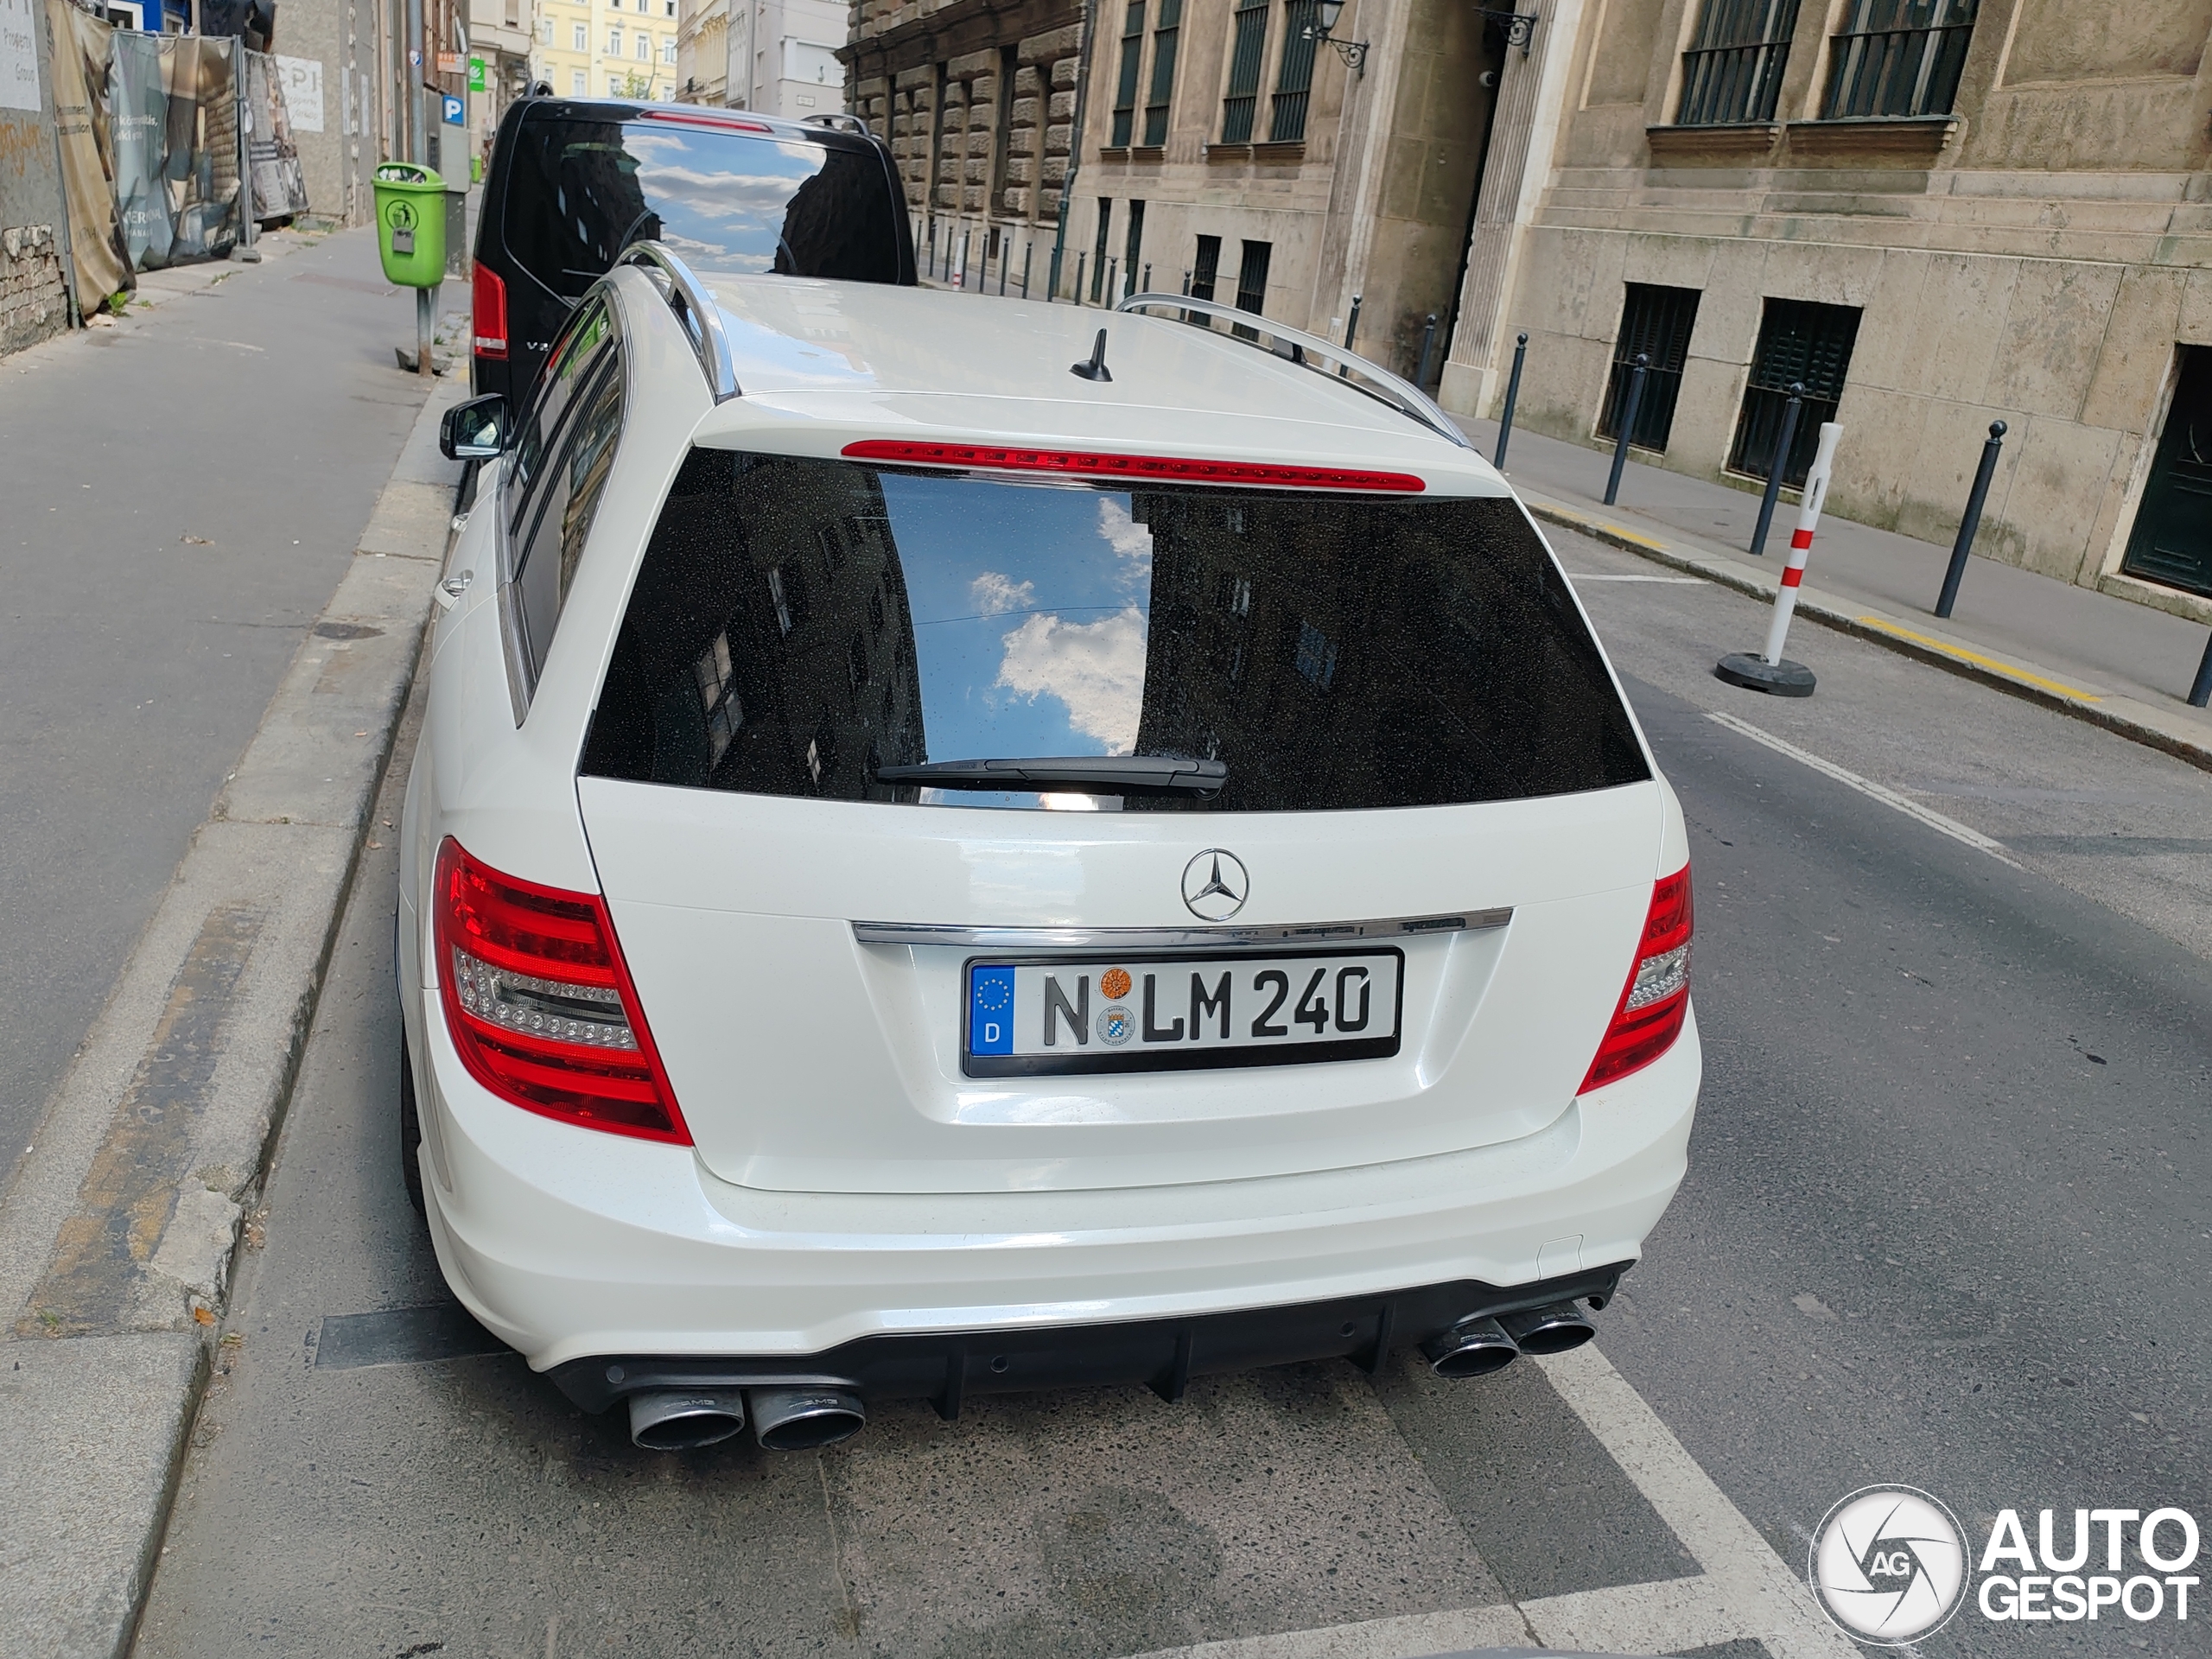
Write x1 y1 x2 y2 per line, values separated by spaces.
402 242 1699 1452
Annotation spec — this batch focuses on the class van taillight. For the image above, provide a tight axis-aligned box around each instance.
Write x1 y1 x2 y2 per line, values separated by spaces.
473 264 508 359
1579 864 1693 1095
432 838 688 1143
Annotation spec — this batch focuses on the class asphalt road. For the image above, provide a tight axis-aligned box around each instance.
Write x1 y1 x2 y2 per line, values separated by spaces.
133 526 2210 1658
0 229 444 1166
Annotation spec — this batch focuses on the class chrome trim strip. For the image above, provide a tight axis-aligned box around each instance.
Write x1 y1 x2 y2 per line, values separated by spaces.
851 908 1512 951
620 241 741 404
1113 293 1473 452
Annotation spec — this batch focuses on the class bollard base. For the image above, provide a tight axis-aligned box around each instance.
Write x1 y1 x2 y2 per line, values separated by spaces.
1715 652 1816 697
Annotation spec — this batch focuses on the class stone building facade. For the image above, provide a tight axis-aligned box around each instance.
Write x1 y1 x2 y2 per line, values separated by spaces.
0 223 67 355
842 0 1086 295
1062 0 1505 382
1454 0 2212 619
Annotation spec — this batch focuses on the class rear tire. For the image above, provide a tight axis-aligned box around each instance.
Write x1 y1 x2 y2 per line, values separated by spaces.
399 1027 426 1217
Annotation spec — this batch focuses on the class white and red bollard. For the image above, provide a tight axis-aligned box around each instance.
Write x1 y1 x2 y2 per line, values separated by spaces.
1717 422 1840 698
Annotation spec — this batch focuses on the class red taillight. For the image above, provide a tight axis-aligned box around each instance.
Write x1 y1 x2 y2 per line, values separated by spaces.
473 264 508 359
839 440 1425 493
432 838 689 1144
1580 863 1694 1095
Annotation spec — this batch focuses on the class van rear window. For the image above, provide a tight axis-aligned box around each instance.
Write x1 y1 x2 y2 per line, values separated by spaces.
502 117 903 299
579 451 1650 813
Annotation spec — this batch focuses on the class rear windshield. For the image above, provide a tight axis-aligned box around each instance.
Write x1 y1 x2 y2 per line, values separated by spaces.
579 452 1649 813
502 117 902 299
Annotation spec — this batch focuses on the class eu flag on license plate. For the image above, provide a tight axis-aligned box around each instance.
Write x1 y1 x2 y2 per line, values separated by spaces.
969 966 1015 1055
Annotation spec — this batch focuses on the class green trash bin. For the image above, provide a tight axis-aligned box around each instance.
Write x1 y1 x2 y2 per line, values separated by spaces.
372 162 447 288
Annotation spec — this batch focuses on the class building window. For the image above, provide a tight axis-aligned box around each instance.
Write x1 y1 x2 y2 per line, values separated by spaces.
1294 621 1338 689
665 0 676 14
1220 0 1269 143
1821 0 1976 120
2122 346 2212 599
636 32 650 57
1142 0 1180 145
608 28 622 54
1191 233 1221 301
662 35 677 61
1676 0 1802 127
572 21 585 48
1268 0 1318 142
571 68 586 93
1122 200 1145 300
1235 240 1270 314
539 16 551 40
1728 298 1862 486
1109 0 1145 148
1598 283 1701 454
1090 198 1113 302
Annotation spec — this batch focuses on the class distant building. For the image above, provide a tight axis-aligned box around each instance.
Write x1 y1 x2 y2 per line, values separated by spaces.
841 0 1088 293
1453 0 2212 619
678 0 847 117
536 0 681 103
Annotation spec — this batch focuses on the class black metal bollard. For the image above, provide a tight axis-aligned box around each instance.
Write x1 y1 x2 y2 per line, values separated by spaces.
1493 332 1528 471
926 220 937 279
2190 631 2212 709
1075 251 1087 306
1604 353 1649 507
1748 383 1805 556
1344 294 1362 353
1021 242 1033 298
1414 313 1439 391
1142 262 1152 293
1936 420 2008 620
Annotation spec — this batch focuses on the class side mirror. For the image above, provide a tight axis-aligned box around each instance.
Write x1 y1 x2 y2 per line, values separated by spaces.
440 393 510 461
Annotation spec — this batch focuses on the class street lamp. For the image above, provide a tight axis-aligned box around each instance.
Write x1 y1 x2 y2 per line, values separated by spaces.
1304 0 1370 75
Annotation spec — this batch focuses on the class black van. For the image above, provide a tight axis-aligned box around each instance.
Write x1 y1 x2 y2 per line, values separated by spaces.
471 99 915 410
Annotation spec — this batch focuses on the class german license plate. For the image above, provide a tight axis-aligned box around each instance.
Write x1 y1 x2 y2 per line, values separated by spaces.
963 950 1403 1077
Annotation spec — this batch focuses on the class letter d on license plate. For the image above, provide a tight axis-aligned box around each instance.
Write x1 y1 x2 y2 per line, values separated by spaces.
962 950 1402 1077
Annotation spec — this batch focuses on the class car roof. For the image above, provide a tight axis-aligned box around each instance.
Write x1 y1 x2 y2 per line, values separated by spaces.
664 273 1505 492
516 96 879 150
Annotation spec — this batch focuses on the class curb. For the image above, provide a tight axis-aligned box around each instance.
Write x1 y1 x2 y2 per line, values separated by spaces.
1521 493 2212 777
0 378 465 1659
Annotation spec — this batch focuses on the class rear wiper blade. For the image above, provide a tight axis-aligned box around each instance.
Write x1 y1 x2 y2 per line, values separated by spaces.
874 755 1228 793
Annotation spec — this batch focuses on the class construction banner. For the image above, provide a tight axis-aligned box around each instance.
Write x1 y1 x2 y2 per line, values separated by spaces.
44 0 129 307
244 48 306 221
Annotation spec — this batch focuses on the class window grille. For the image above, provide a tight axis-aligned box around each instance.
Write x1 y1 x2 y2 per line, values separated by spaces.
1191 233 1221 301
1143 0 1181 145
1727 298 1861 486
1110 0 1146 147
1221 0 1269 143
1597 284 1701 454
1821 0 1976 120
1232 240 1271 338
1676 0 1801 127
1269 0 1319 142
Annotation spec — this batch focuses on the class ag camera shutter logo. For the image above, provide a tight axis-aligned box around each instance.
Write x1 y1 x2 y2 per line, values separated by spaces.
1808 1485 1970 1644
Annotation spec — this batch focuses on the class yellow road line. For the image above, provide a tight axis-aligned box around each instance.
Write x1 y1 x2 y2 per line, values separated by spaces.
1854 617 2102 702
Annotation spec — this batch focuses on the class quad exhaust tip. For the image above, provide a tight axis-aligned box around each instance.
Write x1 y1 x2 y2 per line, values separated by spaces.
628 1388 747 1450
1498 1300 1597 1357
1421 1300 1598 1377
748 1387 867 1451
1421 1315 1520 1378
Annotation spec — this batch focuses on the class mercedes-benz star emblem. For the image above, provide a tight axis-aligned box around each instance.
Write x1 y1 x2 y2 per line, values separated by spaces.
1181 849 1249 921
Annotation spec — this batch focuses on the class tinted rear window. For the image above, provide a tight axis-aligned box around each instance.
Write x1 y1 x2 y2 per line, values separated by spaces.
579 452 1649 812
502 117 902 298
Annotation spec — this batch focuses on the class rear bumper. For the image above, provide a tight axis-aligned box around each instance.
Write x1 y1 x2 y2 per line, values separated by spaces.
415 987 1700 1378
543 1262 1633 1414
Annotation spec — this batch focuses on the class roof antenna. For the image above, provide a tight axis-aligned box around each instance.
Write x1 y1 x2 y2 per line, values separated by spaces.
1070 328 1113 383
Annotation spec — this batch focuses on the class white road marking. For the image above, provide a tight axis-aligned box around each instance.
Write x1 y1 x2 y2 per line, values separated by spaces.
1128 1344 1859 1659
1567 572 1705 583
1705 709 2022 868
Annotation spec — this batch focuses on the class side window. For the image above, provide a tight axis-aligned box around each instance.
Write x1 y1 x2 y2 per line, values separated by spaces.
505 295 615 541
513 353 627 683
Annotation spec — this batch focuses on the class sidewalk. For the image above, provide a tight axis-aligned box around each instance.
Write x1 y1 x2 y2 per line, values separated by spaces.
1459 416 2212 770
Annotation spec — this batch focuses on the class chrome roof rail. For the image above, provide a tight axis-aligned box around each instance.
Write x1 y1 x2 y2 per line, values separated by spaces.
802 111 870 136
619 241 741 404
1115 293 1471 451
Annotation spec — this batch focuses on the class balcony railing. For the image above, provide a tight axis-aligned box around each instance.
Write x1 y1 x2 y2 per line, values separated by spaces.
1821 0 1977 120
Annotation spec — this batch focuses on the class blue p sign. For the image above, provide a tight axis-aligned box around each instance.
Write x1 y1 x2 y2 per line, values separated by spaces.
442 93 465 125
